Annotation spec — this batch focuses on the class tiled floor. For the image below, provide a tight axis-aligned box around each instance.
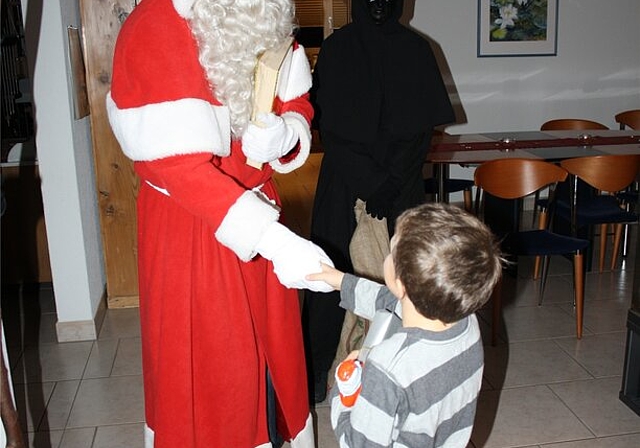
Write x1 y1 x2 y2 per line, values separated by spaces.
3 153 640 447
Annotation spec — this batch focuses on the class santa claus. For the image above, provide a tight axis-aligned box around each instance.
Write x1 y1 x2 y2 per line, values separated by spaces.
106 0 332 447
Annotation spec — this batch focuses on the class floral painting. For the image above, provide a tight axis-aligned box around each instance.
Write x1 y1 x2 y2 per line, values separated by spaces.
490 0 548 41
478 0 558 57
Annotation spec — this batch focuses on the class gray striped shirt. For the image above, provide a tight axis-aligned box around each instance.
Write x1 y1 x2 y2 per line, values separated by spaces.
331 274 484 448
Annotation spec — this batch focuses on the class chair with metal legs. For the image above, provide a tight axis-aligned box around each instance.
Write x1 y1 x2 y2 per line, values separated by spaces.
614 110 640 258
474 158 589 345
424 176 474 212
532 118 609 278
557 155 640 273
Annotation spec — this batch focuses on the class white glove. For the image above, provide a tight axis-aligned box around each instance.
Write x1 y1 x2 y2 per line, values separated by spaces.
242 112 298 163
256 221 335 292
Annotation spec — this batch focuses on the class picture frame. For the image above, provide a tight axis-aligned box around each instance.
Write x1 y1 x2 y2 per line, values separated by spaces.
477 0 558 57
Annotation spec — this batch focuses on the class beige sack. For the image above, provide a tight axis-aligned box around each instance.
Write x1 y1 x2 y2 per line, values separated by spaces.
327 199 390 389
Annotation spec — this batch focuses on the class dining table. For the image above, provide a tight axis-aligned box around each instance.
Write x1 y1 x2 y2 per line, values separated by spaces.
427 129 640 203
426 128 640 273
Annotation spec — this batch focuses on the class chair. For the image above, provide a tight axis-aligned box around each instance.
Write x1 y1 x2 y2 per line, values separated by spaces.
614 110 640 255
532 118 609 277
614 110 640 256
423 177 474 212
557 155 640 272
615 109 640 130
474 159 589 345
617 186 638 259
540 118 609 131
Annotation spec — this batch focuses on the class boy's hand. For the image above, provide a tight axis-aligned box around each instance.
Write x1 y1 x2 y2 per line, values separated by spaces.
305 262 344 291
342 350 359 361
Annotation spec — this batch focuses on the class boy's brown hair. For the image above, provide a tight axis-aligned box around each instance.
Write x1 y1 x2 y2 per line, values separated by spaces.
392 203 502 323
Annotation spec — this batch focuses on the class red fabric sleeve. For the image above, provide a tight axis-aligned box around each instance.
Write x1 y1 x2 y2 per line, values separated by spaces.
135 153 246 232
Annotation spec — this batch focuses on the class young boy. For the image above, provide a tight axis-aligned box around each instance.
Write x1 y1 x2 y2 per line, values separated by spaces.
307 203 502 448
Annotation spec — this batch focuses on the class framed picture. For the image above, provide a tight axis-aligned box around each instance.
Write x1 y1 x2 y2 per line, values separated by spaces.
477 0 558 57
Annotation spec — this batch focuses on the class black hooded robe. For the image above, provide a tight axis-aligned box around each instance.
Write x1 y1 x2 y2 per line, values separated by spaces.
302 0 455 400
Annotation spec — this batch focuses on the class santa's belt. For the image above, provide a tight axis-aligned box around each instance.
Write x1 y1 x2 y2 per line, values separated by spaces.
145 180 268 198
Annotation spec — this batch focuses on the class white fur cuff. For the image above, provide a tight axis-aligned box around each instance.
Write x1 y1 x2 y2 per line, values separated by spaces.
270 112 311 174
215 191 280 261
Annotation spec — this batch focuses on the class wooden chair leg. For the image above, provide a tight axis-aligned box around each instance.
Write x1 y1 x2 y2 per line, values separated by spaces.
533 210 548 280
574 252 584 339
463 189 473 213
599 223 608 272
611 223 624 270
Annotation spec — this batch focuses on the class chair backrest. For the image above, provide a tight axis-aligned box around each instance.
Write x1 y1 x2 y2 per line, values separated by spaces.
540 119 609 131
614 109 640 130
560 155 640 193
474 158 568 200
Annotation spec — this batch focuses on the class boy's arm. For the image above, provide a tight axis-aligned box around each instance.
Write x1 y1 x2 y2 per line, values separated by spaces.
340 274 399 321
330 358 400 447
307 265 399 319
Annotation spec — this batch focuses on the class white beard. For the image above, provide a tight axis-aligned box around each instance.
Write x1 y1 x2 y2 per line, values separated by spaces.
189 0 295 138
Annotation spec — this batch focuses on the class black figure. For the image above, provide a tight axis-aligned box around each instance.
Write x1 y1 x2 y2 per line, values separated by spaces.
302 0 455 403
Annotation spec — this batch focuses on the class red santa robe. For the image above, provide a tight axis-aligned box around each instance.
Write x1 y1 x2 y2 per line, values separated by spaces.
106 1 314 446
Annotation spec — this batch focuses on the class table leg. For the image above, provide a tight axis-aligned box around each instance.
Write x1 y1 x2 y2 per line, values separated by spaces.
436 163 450 203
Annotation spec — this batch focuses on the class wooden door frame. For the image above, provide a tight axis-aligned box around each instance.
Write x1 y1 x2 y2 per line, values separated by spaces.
80 0 139 308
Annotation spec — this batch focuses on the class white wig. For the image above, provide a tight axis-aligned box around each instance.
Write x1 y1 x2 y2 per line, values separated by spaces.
189 0 296 138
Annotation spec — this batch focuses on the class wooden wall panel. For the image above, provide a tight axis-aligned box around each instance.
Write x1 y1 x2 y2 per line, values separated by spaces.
328 0 350 31
295 0 324 27
294 0 350 35
80 0 139 308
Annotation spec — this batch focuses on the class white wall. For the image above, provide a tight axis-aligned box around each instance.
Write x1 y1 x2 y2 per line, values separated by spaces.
410 0 640 186
22 0 106 341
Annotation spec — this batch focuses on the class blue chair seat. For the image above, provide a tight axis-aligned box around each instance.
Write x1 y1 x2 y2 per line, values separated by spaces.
502 230 589 257
556 195 638 226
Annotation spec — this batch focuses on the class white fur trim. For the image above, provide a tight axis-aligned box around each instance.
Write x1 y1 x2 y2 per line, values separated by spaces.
277 45 312 103
144 424 154 448
270 112 311 174
289 414 315 448
106 93 231 161
172 0 195 18
215 191 280 261
274 44 294 99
